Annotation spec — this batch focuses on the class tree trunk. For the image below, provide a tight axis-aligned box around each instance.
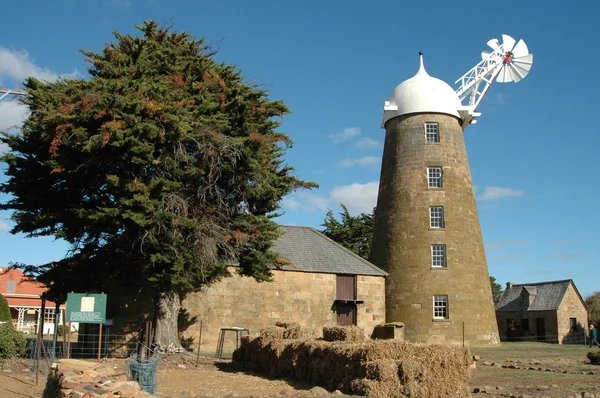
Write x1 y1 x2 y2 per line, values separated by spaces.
153 290 184 354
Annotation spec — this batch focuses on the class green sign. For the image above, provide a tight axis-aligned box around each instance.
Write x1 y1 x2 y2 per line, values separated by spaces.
66 293 107 324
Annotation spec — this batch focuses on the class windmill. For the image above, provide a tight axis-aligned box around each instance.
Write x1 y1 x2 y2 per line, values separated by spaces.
371 34 534 345
455 34 533 125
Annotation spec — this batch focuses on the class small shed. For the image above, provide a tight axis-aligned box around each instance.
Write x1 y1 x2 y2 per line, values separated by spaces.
495 279 588 344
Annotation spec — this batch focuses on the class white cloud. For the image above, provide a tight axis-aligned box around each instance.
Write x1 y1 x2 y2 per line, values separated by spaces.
354 137 381 150
329 127 360 144
282 181 379 215
477 186 524 201
281 196 302 211
0 100 29 129
329 181 379 214
486 92 508 106
0 220 9 233
0 47 59 83
337 156 380 169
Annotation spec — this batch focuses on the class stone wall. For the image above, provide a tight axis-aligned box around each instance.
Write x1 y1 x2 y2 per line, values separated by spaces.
530 310 558 343
557 283 589 344
181 268 386 354
371 113 500 345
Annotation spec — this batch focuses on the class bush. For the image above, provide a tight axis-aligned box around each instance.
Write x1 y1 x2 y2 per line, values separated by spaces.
0 295 11 322
0 323 26 363
588 351 600 364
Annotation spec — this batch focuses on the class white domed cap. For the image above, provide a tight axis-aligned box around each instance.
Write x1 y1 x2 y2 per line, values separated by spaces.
382 53 462 127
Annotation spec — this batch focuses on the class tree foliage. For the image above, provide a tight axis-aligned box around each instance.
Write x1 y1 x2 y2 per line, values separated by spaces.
490 276 503 304
321 205 375 260
0 21 316 346
586 292 600 327
0 295 11 323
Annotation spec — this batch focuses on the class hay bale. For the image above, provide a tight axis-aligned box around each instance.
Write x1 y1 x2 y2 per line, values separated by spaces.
322 326 365 342
268 321 321 340
260 326 285 339
233 337 473 398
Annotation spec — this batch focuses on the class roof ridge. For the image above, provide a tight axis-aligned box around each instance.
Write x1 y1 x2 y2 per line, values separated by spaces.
513 279 572 287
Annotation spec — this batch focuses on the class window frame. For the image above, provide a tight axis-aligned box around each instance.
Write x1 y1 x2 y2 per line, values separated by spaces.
425 123 440 143
427 167 443 188
429 206 445 228
6 280 16 293
431 244 447 268
43 308 56 324
433 295 449 319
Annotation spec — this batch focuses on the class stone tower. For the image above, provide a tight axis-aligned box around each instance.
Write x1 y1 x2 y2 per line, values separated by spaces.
370 54 500 345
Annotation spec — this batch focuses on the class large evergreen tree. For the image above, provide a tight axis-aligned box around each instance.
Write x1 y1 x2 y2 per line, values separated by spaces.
321 205 375 260
0 21 316 350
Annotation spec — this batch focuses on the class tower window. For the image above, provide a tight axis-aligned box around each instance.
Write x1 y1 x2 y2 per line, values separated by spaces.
433 295 448 319
6 281 16 293
427 167 443 188
425 123 439 143
429 207 444 228
431 245 446 267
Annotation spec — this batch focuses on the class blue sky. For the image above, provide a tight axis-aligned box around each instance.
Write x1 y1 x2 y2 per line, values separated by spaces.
0 0 598 298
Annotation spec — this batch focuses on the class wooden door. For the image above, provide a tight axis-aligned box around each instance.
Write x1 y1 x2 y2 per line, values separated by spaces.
536 318 546 341
336 303 356 326
336 275 357 326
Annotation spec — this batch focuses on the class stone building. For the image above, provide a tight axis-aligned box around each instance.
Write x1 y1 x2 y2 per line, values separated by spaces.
370 55 500 345
495 280 588 344
181 225 387 353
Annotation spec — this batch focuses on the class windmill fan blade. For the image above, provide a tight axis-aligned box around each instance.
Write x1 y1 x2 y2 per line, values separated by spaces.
481 50 492 60
487 38 501 52
507 65 525 82
501 34 516 53
496 65 513 83
511 54 534 80
512 39 530 58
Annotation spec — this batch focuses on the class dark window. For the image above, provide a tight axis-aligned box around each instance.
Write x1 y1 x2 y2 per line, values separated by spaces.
522 318 529 331
336 275 356 300
570 318 577 331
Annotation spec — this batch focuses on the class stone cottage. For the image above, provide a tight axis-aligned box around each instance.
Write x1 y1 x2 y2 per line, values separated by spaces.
495 279 588 344
181 225 388 353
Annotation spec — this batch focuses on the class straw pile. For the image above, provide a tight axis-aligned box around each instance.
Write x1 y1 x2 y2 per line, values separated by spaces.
259 321 321 340
322 326 365 342
233 337 473 398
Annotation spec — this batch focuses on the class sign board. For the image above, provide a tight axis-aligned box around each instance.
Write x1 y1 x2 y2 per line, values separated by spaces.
66 293 107 324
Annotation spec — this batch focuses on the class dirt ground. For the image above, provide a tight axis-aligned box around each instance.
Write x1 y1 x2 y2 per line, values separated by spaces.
1 343 599 398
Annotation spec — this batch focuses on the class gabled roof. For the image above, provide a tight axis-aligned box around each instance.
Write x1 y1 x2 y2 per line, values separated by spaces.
495 279 585 312
271 226 388 277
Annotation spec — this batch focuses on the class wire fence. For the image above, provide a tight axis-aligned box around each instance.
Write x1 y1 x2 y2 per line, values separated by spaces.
27 333 197 364
500 331 591 345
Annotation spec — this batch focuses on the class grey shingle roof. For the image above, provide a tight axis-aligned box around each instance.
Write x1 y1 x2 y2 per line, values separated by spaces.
271 225 388 277
495 280 573 312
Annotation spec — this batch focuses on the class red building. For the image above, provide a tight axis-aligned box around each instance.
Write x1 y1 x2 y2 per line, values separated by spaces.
0 267 63 334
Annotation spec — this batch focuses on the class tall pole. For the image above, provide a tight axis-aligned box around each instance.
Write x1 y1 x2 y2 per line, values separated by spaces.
52 302 60 358
36 297 46 385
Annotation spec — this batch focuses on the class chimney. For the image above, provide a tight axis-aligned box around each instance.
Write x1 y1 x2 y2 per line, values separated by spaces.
506 282 515 290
